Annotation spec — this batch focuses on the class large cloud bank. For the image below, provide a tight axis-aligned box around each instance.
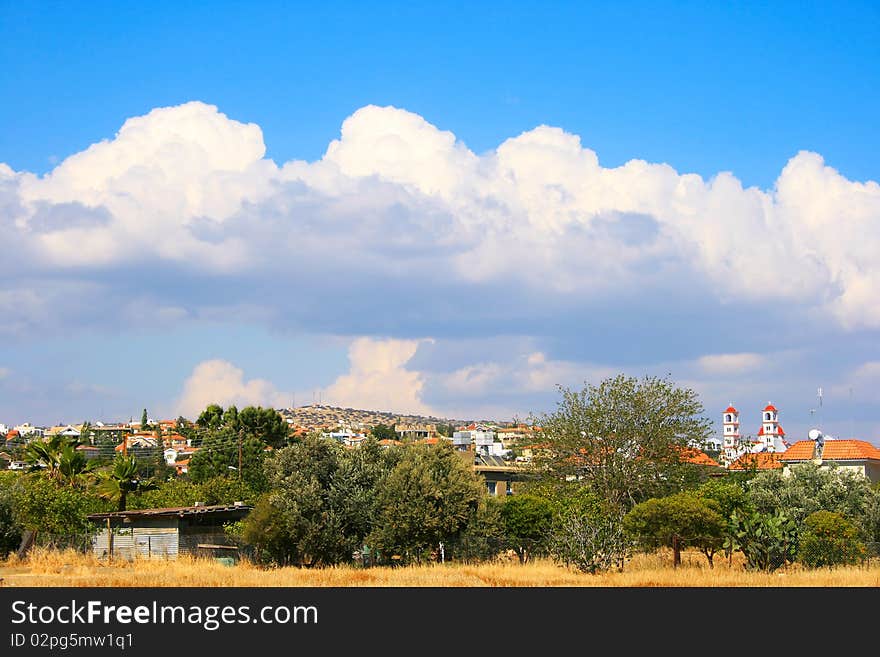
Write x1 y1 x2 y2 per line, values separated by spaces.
2 100 879 341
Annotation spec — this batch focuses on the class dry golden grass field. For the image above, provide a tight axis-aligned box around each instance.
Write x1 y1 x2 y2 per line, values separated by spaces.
1 548 879 587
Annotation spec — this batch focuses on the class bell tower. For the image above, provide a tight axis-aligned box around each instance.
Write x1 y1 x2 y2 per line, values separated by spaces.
722 404 740 464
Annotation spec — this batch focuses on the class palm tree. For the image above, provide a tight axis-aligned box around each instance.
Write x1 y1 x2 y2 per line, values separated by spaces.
57 443 96 486
97 455 159 512
23 434 86 483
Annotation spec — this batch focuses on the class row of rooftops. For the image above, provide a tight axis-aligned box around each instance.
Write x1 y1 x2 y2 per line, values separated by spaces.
728 439 880 470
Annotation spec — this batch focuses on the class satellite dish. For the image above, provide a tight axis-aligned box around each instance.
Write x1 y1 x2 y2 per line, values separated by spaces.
808 428 822 441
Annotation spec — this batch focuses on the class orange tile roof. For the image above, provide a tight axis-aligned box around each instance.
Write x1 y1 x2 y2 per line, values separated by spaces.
678 447 721 467
728 452 785 470
781 439 880 462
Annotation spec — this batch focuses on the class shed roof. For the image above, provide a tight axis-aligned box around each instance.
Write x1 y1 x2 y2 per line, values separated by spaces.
87 503 252 520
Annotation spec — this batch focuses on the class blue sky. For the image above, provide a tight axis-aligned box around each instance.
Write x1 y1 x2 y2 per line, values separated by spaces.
1 1 879 446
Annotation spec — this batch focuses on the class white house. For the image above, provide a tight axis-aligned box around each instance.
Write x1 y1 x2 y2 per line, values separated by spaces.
164 448 179 466
453 427 510 457
14 423 43 438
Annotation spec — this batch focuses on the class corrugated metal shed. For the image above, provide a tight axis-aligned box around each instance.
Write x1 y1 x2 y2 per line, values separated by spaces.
88 503 252 560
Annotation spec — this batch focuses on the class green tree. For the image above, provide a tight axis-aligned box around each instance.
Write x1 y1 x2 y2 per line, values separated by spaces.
97 455 159 512
130 478 203 509
141 408 149 429
57 442 97 487
517 478 630 573
536 375 712 515
797 510 866 568
10 473 109 538
0 472 23 557
747 462 875 535
238 406 290 448
196 404 225 430
369 441 485 564
369 423 398 441
23 434 93 486
446 496 506 563
696 477 753 564
187 429 268 490
696 478 752 520
501 494 555 563
241 435 399 566
222 405 240 431
623 492 726 568
436 423 455 438
864 486 880 551
174 416 194 439
239 495 292 565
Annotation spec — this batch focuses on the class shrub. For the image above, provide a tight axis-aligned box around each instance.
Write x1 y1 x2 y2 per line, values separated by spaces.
798 511 866 568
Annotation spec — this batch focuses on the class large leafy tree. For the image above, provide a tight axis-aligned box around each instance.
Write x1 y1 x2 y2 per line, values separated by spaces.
241 435 400 566
10 472 109 537
623 492 726 568
536 375 712 514
369 441 485 563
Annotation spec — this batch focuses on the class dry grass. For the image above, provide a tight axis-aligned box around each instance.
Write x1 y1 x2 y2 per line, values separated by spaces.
2 548 879 587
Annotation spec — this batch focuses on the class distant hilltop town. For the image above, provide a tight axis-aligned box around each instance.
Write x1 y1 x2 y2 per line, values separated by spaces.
276 404 495 433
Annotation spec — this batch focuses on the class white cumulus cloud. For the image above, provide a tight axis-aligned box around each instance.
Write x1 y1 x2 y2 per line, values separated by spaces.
174 359 291 418
321 337 435 416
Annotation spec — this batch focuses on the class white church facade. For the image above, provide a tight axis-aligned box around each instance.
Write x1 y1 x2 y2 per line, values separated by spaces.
720 403 789 466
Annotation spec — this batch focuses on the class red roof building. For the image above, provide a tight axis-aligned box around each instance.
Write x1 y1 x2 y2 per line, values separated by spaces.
728 452 785 471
